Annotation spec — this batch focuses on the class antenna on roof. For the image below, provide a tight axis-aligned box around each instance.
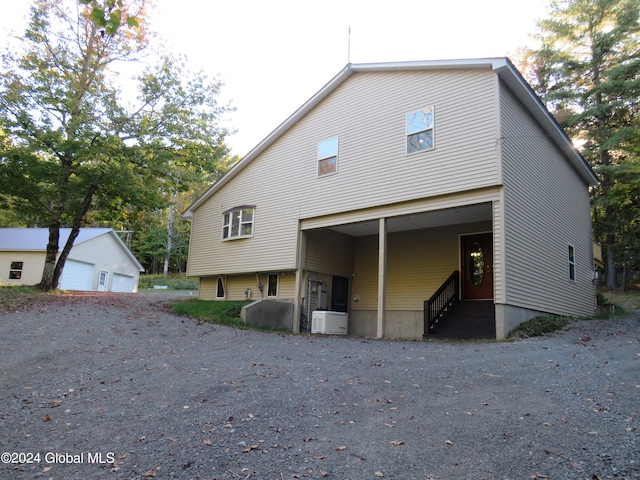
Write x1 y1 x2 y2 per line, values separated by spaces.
348 24 351 64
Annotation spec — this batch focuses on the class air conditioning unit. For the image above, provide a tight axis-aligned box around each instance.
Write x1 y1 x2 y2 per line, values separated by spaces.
311 311 348 335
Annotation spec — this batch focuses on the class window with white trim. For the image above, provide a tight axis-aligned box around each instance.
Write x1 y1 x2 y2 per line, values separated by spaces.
406 107 434 154
267 273 278 297
9 261 23 279
222 206 255 240
318 137 339 176
216 277 225 298
568 244 576 281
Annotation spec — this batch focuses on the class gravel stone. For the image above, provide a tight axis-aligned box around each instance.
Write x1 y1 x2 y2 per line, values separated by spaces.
0 293 638 479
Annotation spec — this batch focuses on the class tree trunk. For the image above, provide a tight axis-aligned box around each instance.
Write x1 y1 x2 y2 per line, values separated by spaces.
38 225 62 291
606 238 617 288
163 193 176 278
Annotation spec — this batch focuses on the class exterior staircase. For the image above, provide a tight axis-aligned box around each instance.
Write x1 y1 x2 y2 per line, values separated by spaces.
427 300 496 340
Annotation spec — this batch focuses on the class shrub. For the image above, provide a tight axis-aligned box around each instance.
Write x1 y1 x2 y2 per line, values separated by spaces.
509 315 571 338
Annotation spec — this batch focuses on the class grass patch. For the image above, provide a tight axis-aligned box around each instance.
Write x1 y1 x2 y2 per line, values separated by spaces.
138 273 198 290
509 315 572 339
171 299 252 329
599 287 640 313
0 285 44 314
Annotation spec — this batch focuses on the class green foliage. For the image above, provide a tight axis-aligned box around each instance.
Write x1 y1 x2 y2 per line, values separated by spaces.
171 300 251 329
509 315 572 338
517 0 640 286
138 273 198 290
0 1 233 289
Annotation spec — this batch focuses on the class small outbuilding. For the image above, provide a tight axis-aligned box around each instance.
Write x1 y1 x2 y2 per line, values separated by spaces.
0 228 144 292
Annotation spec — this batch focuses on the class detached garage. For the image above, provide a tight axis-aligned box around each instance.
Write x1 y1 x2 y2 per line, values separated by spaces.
0 228 144 292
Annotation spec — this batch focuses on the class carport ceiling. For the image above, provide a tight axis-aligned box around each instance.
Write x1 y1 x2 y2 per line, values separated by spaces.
328 203 492 237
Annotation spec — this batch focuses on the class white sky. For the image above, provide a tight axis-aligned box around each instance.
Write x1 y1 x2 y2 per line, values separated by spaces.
1 0 549 157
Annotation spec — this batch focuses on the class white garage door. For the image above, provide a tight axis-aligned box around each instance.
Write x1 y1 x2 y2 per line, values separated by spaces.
59 260 95 291
112 273 135 293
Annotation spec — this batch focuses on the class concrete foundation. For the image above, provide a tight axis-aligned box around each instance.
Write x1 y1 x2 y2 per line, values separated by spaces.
241 299 294 330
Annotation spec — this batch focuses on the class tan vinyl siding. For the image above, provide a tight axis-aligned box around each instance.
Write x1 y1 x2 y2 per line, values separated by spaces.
305 229 354 276
199 272 296 301
0 251 45 285
188 69 501 278
351 221 491 311
499 82 595 316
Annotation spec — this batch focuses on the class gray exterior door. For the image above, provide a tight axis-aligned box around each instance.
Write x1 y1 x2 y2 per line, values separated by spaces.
331 275 349 312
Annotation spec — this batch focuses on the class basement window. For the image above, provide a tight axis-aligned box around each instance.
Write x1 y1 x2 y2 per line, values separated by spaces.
267 273 278 297
406 107 434 154
9 261 23 280
216 277 225 298
318 137 339 177
222 206 255 240
568 244 576 281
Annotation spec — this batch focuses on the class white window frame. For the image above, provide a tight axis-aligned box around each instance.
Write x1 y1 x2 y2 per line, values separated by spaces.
267 273 279 297
216 277 226 299
406 107 435 155
568 244 576 282
317 136 339 177
222 206 255 240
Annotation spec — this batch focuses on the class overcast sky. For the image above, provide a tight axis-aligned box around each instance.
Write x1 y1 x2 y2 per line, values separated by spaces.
1 0 549 157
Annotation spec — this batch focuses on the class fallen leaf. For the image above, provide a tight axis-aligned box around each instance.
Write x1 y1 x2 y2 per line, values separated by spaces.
142 472 157 478
389 440 404 445
313 455 325 460
336 446 347 451
383 423 394 428
374 472 384 477
321 470 329 476
242 445 259 453
43 467 52 473
203 439 212 446
445 440 454 445
43 414 51 422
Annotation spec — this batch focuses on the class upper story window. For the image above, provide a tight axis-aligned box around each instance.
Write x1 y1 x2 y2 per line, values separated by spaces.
9 261 23 279
568 244 576 281
222 206 255 240
318 137 339 176
406 107 434 154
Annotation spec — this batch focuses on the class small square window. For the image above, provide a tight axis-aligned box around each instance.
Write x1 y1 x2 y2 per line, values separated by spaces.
568 245 576 281
318 137 339 176
267 274 278 297
407 107 434 154
9 261 23 280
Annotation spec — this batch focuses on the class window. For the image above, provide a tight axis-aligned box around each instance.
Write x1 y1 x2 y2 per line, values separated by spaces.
267 273 278 297
568 244 576 281
9 261 23 280
216 277 225 298
318 137 339 176
406 107 434 154
222 206 255 240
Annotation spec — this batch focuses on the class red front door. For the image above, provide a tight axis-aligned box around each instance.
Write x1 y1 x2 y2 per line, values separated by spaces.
462 233 493 300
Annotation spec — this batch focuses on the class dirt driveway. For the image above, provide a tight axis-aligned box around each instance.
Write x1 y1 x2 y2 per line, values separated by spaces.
0 293 638 480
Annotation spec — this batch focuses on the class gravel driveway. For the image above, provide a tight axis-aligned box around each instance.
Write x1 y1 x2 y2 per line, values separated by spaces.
0 293 638 480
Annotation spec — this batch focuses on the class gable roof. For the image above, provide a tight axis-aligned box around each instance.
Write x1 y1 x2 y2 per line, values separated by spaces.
184 57 598 217
0 228 144 271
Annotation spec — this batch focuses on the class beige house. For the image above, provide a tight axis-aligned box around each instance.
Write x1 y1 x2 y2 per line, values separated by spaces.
184 58 598 340
0 228 144 292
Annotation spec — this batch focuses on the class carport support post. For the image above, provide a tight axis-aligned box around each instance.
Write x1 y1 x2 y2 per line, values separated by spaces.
377 217 387 338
